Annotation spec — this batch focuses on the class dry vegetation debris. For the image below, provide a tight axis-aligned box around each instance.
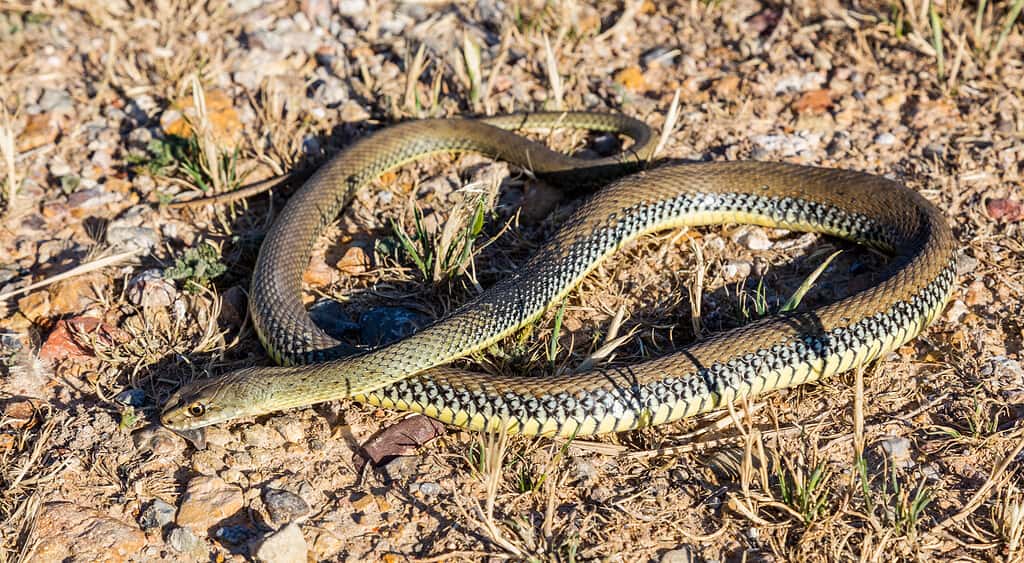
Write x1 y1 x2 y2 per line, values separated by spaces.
0 0 1023 561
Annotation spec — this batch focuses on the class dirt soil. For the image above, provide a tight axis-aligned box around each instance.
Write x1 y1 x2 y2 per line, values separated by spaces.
1 1 1023 562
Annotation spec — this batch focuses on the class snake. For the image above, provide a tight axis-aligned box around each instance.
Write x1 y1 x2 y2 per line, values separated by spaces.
161 112 957 440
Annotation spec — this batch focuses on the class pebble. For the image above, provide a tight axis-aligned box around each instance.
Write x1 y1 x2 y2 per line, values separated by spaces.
254 523 308 563
944 299 968 323
115 388 147 407
336 0 368 16
49 160 72 177
243 425 286 449
773 72 825 94
139 499 176 530
981 356 1024 403
750 133 820 157
67 188 121 214
411 481 441 497
339 99 370 122
272 419 306 443
723 260 753 280
826 132 852 155
37 88 74 112
308 299 358 340
126 269 177 309
106 226 159 253
17 113 59 151
879 436 914 469
127 127 152 150
336 243 372 274
31 501 146 563
591 134 620 156
642 46 679 67
125 99 153 124
359 307 425 347
923 143 945 159
311 75 347 107
874 132 897 146
230 0 266 13
132 426 186 457
378 455 420 484
731 227 772 251
957 253 979 275
215 525 254 545
661 546 696 563
0 331 23 353
167 526 205 556
17 291 51 323
302 135 320 155
264 489 312 525
176 475 244 532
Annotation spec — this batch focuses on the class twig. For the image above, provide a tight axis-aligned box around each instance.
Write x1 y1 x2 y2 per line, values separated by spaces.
167 170 303 208
0 248 143 301
928 425 1024 536
653 88 681 160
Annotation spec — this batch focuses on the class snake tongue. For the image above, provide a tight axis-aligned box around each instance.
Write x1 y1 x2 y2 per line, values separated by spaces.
171 427 208 450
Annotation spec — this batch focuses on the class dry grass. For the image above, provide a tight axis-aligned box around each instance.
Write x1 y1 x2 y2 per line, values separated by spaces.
0 104 17 214
0 0 1022 561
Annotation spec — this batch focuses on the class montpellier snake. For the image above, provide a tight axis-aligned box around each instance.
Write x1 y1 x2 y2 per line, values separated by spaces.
161 112 956 440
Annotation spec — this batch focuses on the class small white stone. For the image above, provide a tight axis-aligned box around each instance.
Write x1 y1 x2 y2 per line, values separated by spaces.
255 523 307 563
723 260 752 281
874 132 897 146
879 435 914 469
731 227 773 251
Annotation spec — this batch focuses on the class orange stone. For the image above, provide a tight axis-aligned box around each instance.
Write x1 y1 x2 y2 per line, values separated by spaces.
614 67 647 93
793 89 833 114
17 113 59 152
162 89 243 148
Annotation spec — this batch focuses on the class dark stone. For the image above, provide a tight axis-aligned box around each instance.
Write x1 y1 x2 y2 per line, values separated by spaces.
215 525 254 545
115 389 147 407
139 499 175 529
358 307 425 347
263 489 311 525
309 299 359 340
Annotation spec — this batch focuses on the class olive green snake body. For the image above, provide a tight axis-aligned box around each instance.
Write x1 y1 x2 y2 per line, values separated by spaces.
161 112 957 438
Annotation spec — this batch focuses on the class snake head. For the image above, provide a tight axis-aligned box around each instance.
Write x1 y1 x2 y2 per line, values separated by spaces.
161 368 269 432
161 380 229 432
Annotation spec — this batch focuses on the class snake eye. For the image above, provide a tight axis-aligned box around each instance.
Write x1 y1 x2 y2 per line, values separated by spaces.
187 403 206 417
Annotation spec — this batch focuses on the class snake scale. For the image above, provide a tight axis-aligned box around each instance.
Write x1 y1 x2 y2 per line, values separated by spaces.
161 112 957 439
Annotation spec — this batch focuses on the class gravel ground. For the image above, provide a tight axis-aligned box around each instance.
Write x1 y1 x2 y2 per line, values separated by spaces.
1 1 1023 561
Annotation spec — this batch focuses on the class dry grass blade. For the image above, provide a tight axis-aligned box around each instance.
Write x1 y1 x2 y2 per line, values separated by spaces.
462 32 482 111
0 104 17 213
929 3 945 81
992 482 1024 559
928 426 1024 537
542 34 563 110
481 29 512 116
654 88 681 161
576 305 638 372
990 0 1024 62
688 238 706 339
781 249 842 312
0 248 143 301
466 429 525 558
853 365 866 462
188 75 221 194
404 42 428 116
